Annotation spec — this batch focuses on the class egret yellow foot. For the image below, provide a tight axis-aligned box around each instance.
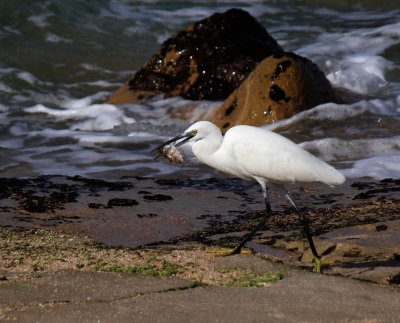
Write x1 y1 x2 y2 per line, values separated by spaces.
313 256 335 273
205 248 251 256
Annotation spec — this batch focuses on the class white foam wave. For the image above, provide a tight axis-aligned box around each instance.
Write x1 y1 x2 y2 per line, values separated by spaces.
79 63 115 74
17 71 39 85
60 92 110 109
326 55 392 95
0 82 14 94
63 80 119 89
77 134 131 145
300 136 400 162
2 26 22 35
45 33 73 43
12 145 153 178
0 67 53 90
300 136 400 179
27 12 54 28
0 104 8 112
25 103 135 131
299 21 400 58
263 100 400 132
341 154 400 179
298 20 400 95
0 138 24 150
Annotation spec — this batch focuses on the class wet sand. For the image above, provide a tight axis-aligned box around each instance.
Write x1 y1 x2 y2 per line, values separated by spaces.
0 175 399 282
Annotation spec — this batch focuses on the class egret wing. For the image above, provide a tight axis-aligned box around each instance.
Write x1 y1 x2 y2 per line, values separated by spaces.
230 131 331 184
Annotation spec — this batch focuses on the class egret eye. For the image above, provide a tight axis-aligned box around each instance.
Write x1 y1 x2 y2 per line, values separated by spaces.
191 129 198 135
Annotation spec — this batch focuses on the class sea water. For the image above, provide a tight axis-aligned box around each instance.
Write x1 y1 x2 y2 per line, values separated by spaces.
0 0 399 180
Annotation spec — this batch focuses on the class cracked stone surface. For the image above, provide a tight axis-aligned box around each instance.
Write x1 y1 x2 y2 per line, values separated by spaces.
0 270 193 308
1 264 399 322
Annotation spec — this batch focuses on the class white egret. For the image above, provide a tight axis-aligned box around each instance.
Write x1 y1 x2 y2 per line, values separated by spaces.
156 121 345 272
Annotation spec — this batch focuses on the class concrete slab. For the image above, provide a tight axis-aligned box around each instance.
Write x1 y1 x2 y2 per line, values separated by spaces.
2 269 399 323
0 270 193 307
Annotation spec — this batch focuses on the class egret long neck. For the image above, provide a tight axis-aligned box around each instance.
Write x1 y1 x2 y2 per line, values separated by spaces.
192 134 244 178
191 135 222 166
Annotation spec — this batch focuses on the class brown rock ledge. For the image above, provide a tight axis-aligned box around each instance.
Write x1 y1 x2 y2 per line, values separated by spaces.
209 52 337 131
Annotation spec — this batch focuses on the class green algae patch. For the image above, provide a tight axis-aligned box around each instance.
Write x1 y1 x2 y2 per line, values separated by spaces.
224 271 285 287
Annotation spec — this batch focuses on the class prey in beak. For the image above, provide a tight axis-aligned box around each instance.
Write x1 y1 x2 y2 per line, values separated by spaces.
153 131 195 164
153 131 194 152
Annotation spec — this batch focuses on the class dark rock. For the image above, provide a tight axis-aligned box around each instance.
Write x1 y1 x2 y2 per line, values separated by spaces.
388 273 400 285
375 224 388 232
19 191 78 213
88 203 104 209
108 8 282 104
66 176 133 192
107 198 139 208
143 194 173 202
137 213 158 218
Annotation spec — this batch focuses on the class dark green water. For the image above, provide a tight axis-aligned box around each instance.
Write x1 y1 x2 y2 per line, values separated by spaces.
0 0 399 179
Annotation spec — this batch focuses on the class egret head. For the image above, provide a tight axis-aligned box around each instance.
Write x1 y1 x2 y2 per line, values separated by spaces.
154 121 221 151
184 121 222 142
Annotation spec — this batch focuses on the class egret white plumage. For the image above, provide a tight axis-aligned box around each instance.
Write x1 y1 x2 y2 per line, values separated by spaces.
156 121 345 272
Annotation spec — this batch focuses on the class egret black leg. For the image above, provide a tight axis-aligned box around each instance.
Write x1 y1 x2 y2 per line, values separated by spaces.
232 190 272 254
284 192 322 271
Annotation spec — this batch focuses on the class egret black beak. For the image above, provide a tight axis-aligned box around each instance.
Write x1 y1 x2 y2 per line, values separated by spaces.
152 132 194 154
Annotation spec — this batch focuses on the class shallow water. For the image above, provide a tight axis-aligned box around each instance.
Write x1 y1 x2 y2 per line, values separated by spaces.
0 0 399 180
